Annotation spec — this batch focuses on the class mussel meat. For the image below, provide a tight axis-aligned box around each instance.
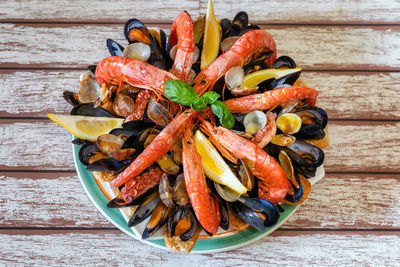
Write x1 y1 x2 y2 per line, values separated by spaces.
124 18 151 44
128 191 161 227
70 103 115 117
142 202 171 239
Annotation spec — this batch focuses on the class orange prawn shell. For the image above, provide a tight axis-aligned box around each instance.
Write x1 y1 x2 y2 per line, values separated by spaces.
182 125 220 234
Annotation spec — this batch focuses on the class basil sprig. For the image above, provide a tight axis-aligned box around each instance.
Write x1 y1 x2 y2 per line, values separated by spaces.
164 80 235 129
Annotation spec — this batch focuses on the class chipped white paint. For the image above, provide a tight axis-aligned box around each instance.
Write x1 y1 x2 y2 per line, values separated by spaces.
201 0 400 24
1 70 399 119
0 231 399 264
1 24 400 70
0 174 109 227
0 0 199 22
1 121 399 172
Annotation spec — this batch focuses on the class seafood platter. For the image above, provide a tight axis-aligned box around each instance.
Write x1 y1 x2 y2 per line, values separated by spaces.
49 0 329 254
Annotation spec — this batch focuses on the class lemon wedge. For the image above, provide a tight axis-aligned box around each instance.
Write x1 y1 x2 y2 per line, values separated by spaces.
200 0 222 70
241 68 302 89
47 114 124 142
194 130 247 194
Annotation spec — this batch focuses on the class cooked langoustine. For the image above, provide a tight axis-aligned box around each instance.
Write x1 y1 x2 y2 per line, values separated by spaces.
193 29 277 96
224 86 318 113
200 120 290 203
182 123 220 234
169 11 195 82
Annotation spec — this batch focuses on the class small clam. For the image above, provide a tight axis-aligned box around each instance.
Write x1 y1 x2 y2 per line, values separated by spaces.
78 71 100 103
107 148 135 161
243 111 267 134
279 150 294 181
220 36 239 53
225 66 244 90
157 154 180 175
96 134 125 153
112 93 135 117
187 69 197 85
123 42 151 62
276 113 302 134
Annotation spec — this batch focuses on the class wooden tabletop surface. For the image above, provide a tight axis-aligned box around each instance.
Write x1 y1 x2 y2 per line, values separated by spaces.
1 0 400 265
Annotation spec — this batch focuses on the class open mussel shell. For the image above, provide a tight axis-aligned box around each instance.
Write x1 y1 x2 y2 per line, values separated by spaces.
238 159 255 191
220 18 232 40
295 107 328 129
271 55 297 69
108 186 158 207
173 174 190 206
63 91 80 106
271 134 296 146
128 192 161 227
167 207 198 242
86 158 132 172
79 143 100 166
295 124 325 139
159 173 175 208
142 202 171 239
239 25 260 36
106 38 124 56
218 198 230 230
70 103 114 117
288 140 324 168
123 42 151 62
96 134 124 153
232 11 248 32
124 18 151 44
243 110 267 134
233 198 280 231
284 172 304 203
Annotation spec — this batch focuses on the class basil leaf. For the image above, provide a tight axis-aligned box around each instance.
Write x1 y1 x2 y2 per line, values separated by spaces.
201 91 220 105
191 98 208 111
164 80 198 106
211 101 235 129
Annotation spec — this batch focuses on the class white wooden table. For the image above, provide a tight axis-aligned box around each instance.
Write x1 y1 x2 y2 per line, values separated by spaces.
1 0 400 265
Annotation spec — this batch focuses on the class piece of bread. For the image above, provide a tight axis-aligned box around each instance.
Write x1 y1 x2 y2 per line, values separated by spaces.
164 224 201 254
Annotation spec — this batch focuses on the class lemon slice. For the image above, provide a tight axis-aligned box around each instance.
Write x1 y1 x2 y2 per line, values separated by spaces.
241 68 302 89
200 0 222 70
47 114 124 142
194 130 247 194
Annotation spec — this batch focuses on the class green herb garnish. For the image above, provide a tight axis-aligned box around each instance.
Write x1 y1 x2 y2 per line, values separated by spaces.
164 80 235 129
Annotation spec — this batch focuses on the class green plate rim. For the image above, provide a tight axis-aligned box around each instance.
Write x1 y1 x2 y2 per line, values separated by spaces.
73 139 312 253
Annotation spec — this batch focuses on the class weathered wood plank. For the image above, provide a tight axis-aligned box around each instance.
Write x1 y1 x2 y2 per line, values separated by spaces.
1 0 399 24
0 0 199 23
1 70 399 120
200 0 400 24
1 172 399 229
0 230 399 264
0 120 399 172
1 24 399 70
0 172 110 227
